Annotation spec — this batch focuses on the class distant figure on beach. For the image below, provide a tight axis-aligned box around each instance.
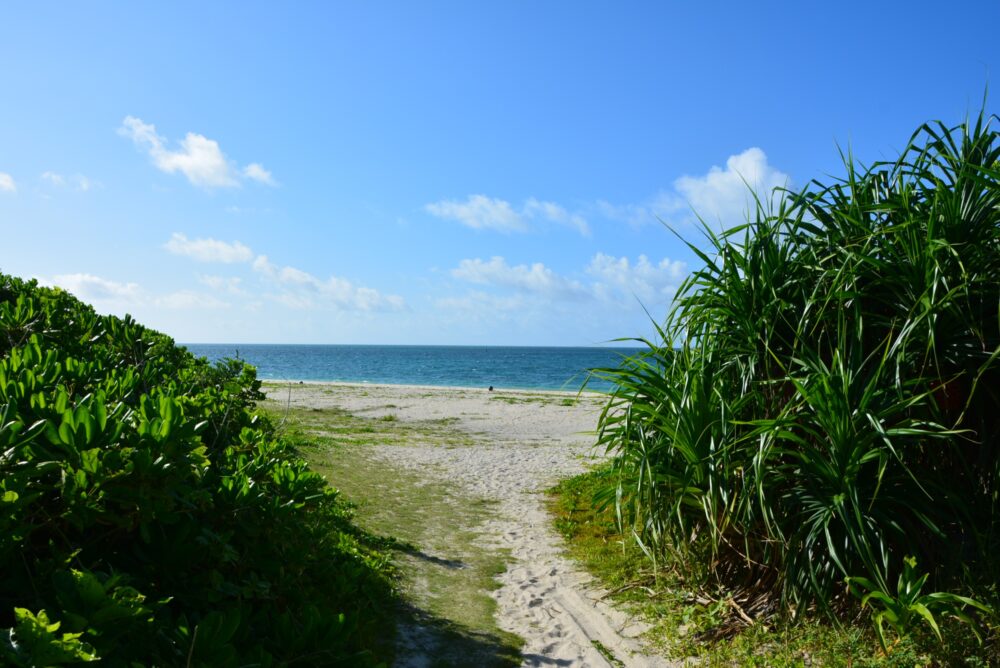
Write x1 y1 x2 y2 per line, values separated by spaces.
488 385 494 392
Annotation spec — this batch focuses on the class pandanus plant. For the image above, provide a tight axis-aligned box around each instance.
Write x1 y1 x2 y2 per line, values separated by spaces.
592 110 1000 639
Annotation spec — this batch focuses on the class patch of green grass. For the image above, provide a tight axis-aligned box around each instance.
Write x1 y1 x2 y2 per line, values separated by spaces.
489 393 570 406
490 395 544 405
590 639 624 667
489 392 595 408
548 466 995 667
263 400 476 449
427 416 460 425
263 401 522 667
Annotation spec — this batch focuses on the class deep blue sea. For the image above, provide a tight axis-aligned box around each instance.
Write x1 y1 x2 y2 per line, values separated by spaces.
182 344 640 392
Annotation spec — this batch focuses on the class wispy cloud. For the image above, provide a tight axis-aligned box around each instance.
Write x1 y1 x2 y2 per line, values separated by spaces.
452 257 587 298
426 195 526 232
198 275 245 294
243 163 277 186
523 198 590 235
434 291 526 316
0 172 16 193
118 116 276 190
596 198 664 228
41 273 231 315
438 253 688 343
45 273 142 303
425 194 589 235
586 253 686 305
41 171 96 192
40 171 65 187
225 205 273 216
449 253 686 308
599 148 790 229
164 233 254 263
253 254 406 312
156 290 230 310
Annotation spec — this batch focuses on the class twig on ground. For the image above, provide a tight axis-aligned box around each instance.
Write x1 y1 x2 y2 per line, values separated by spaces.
598 581 658 600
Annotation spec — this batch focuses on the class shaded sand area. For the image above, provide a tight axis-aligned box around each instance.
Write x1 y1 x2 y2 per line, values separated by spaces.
262 382 674 667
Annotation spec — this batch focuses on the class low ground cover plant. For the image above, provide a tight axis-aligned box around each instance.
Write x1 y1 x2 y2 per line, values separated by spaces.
0 274 395 665
588 111 1000 655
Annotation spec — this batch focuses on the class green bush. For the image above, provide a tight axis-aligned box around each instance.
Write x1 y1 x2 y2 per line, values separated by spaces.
0 274 394 666
592 112 1000 644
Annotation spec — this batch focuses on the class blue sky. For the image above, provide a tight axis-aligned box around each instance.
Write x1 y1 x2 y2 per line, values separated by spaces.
1 2 996 345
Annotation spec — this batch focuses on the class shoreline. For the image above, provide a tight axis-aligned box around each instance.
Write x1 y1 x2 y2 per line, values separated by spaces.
187 342 632 395
261 378 611 397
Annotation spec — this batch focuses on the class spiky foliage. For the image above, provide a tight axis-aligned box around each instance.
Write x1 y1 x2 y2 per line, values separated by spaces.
593 112 1000 628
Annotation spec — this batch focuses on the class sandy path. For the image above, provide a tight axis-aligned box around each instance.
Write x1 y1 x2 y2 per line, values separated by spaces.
269 382 673 668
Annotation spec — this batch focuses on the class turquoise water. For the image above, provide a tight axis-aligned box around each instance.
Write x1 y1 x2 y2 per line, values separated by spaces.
183 344 639 392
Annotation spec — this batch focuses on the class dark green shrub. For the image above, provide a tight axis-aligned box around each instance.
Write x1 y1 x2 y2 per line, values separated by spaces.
0 274 394 666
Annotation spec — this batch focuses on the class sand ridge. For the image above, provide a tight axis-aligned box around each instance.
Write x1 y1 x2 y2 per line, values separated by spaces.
269 382 675 667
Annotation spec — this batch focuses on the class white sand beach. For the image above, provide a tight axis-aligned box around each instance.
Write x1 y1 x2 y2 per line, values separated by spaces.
265 382 674 668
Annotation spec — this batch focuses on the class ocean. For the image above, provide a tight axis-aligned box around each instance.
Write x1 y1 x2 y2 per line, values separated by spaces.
182 344 640 392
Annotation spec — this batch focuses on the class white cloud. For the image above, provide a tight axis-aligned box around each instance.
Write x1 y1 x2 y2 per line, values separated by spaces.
437 254 687 344
252 254 278 277
673 148 789 227
164 233 254 263
243 163 277 186
156 290 230 310
452 257 587 298
41 171 65 187
426 194 590 235
277 265 316 286
226 205 273 215
252 255 405 312
523 198 590 235
41 171 96 192
600 148 790 230
155 133 236 188
435 290 526 315
0 172 16 193
198 275 244 294
596 195 681 228
448 253 686 310
42 274 234 316
426 194 526 232
118 116 275 190
46 273 142 303
586 253 686 304
119 116 237 188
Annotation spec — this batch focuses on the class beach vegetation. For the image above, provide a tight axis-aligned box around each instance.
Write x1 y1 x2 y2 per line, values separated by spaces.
582 110 1000 658
264 394 476 449
0 274 395 666
550 467 991 665
267 398 522 667
489 392 580 407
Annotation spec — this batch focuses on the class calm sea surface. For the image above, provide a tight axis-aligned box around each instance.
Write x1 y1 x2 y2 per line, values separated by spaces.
182 344 640 392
